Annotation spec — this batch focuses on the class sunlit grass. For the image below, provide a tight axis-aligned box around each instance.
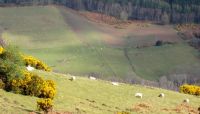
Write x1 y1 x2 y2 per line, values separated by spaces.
0 71 199 114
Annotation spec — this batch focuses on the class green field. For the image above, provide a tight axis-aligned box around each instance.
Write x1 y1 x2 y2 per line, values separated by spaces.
1 6 200 81
0 70 199 114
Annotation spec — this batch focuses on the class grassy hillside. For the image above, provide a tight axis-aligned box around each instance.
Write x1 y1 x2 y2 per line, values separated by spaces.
0 71 199 114
127 43 200 80
0 6 200 81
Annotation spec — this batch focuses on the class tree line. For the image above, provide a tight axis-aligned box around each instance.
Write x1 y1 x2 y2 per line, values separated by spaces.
0 0 200 24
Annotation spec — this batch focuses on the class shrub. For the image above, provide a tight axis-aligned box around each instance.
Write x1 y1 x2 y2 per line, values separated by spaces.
0 46 4 55
11 71 56 99
0 59 23 83
10 71 34 94
25 74 44 96
180 84 200 96
38 80 56 99
155 40 163 46
22 55 51 72
25 74 56 99
193 31 200 38
0 45 56 112
0 46 24 87
0 46 24 66
0 79 5 89
37 98 53 113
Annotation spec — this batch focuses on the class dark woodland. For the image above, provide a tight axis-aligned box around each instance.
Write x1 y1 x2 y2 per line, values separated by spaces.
0 0 200 24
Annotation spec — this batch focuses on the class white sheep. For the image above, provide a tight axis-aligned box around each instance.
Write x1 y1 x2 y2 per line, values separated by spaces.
89 76 96 80
135 93 143 98
111 82 119 86
183 99 189 103
69 76 76 81
26 65 35 71
158 93 165 98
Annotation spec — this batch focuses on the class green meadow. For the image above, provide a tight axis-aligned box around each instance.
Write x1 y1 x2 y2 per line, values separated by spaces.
0 6 200 81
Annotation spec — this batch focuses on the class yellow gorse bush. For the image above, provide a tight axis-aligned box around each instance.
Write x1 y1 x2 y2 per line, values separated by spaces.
11 70 56 99
39 80 56 99
0 45 56 112
22 55 51 72
37 98 53 112
180 84 200 96
11 70 34 94
0 46 4 55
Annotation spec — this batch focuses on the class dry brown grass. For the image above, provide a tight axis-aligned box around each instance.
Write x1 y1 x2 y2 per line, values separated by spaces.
161 103 199 114
79 11 132 29
172 103 198 114
176 24 200 40
129 102 199 114
131 102 153 114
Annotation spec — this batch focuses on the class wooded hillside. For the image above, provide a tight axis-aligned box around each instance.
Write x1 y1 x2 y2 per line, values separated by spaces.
0 0 200 23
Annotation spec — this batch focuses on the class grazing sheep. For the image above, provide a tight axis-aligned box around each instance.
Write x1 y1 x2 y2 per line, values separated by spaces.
111 82 119 86
183 99 190 103
135 93 143 98
26 65 34 71
89 76 96 80
158 93 165 98
69 76 76 81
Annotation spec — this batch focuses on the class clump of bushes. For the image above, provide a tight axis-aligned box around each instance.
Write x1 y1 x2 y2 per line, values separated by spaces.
155 40 163 46
0 46 24 90
193 31 200 38
180 84 200 96
0 45 56 113
0 46 4 54
37 98 53 113
22 55 51 72
11 71 56 99
175 24 197 31
0 79 5 89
